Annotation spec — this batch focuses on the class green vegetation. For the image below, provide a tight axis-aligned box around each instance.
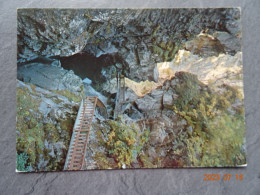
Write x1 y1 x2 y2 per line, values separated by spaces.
172 72 246 167
150 24 183 62
94 117 150 168
106 119 148 167
151 25 161 37
107 24 111 34
152 37 182 61
16 86 43 167
16 152 31 171
16 84 75 171
139 154 156 168
201 113 245 166
53 89 82 103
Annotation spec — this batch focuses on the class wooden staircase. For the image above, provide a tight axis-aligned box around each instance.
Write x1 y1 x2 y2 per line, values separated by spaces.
64 96 98 171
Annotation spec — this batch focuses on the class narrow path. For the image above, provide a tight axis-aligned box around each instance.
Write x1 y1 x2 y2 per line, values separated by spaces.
64 96 98 170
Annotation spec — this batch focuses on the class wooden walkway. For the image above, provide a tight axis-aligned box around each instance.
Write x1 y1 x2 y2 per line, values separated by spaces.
64 96 98 171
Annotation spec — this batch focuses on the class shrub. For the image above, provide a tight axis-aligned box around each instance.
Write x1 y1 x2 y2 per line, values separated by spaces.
171 72 246 166
200 114 246 166
105 118 150 168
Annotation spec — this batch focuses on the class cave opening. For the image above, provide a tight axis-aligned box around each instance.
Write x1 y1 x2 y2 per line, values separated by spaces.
59 52 128 118
59 53 115 85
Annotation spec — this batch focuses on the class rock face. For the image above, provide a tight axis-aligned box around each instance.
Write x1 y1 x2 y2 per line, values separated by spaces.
135 93 162 112
159 50 243 92
16 80 79 171
185 33 225 57
213 31 241 55
17 63 84 95
18 8 241 82
17 9 90 58
87 68 245 169
163 90 174 108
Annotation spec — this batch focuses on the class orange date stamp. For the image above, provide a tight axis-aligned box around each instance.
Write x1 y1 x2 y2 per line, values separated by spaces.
204 174 243 181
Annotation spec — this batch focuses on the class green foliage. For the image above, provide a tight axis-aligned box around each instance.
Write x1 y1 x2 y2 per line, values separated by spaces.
201 114 246 166
150 24 182 62
171 72 246 167
153 45 164 56
17 84 73 171
92 152 112 169
16 86 43 166
105 118 150 168
60 118 74 133
16 152 31 171
139 154 156 168
174 72 200 110
53 89 82 103
151 25 160 37
170 41 181 59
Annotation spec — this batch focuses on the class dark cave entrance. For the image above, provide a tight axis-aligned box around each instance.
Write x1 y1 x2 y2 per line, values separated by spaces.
59 52 126 118
59 53 116 85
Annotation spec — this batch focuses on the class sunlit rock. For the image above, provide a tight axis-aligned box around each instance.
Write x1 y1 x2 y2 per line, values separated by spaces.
171 50 243 91
156 62 175 83
125 78 159 97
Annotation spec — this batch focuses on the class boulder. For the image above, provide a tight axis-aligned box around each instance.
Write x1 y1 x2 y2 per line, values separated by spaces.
163 91 174 108
125 88 139 102
150 89 164 99
135 93 162 112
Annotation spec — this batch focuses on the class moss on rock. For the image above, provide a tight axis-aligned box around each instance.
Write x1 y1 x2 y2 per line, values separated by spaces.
16 82 78 171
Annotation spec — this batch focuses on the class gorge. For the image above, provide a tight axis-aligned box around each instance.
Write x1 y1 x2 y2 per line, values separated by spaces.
16 8 246 171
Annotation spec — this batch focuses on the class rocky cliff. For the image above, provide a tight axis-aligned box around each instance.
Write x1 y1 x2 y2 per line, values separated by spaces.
17 8 245 170
18 8 241 81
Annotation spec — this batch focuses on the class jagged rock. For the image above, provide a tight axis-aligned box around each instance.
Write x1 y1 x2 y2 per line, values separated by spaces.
17 63 84 95
185 33 225 57
167 50 243 92
147 147 158 159
125 78 159 97
125 88 139 102
83 77 92 84
18 8 241 82
170 79 178 87
127 106 143 120
213 31 241 55
163 91 174 108
148 120 167 146
85 41 118 58
102 78 118 94
156 62 175 82
150 90 164 99
17 9 90 58
17 80 79 171
135 94 162 112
